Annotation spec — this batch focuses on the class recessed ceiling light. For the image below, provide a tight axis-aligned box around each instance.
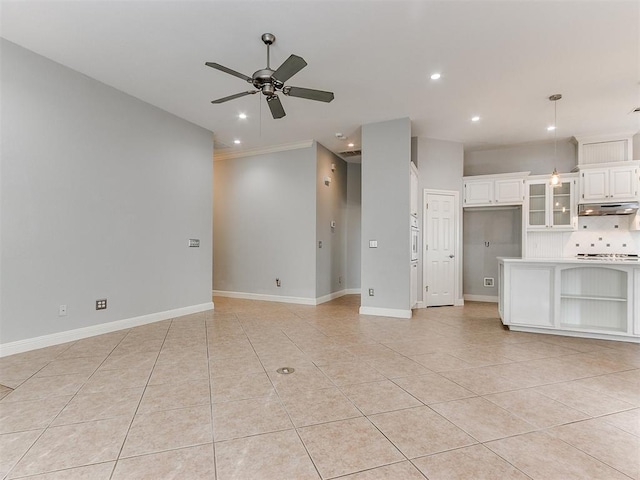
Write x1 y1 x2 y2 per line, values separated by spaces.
547 125 556 131
430 73 441 80
348 143 354 148
234 139 241 144
471 116 480 122
238 113 247 119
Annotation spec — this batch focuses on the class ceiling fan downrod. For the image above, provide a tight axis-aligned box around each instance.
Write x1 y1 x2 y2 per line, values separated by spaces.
261 33 276 70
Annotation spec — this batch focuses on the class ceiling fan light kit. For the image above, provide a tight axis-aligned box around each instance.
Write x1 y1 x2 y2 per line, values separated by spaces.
206 33 334 119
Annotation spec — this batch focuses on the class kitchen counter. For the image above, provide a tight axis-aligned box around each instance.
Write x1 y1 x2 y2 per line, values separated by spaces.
499 257 640 265
498 258 639 342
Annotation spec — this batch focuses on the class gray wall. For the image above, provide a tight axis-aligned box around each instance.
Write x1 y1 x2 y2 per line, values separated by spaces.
463 207 522 297
346 163 362 290
414 137 464 304
361 118 411 312
316 143 347 297
213 147 317 299
464 140 576 176
1 40 213 344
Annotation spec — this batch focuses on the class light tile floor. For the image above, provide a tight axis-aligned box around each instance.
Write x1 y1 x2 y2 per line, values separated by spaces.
1 296 639 479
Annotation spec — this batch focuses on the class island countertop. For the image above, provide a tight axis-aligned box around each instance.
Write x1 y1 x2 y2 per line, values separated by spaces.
498 257 640 266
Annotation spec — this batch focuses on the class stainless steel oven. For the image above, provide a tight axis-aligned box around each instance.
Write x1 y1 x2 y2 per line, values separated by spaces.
410 216 419 262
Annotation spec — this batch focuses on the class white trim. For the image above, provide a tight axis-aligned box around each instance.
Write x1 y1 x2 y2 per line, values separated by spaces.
464 294 499 303
508 325 639 344
214 140 314 161
454 299 465 306
359 306 412 319
213 289 362 306
315 290 347 305
213 290 316 305
462 171 531 181
415 301 427 308
0 302 214 358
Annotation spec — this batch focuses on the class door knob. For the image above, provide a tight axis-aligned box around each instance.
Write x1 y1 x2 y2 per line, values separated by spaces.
449 254 455 258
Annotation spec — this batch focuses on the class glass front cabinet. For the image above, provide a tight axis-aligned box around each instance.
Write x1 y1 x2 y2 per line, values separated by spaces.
526 174 577 230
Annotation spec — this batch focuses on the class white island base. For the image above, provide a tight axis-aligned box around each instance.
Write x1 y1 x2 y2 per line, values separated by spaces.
498 258 639 343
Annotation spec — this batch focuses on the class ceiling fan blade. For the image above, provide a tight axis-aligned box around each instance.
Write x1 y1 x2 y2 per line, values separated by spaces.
283 86 334 103
211 90 256 104
266 95 286 119
272 54 307 83
205 62 252 83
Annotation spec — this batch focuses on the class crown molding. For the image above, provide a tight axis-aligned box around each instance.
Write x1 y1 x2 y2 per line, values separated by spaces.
214 140 315 161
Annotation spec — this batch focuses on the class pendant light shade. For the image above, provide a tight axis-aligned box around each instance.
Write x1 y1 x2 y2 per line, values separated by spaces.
549 94 562 186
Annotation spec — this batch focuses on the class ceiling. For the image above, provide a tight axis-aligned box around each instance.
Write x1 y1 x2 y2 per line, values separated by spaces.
2 1 639 159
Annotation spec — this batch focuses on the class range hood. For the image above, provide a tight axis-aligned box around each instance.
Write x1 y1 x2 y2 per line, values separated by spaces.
578 201 639 216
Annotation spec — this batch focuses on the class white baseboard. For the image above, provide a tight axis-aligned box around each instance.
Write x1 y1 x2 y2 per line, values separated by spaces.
213 289 361 306
315 290 347 305
344 288 361 295
213 290 316 305
508 325 639 344
464 294 498 303
415 301 427 309
359 306 412 319
0 302 215 358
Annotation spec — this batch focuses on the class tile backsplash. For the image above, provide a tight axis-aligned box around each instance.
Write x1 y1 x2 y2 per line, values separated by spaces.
525 215 640 258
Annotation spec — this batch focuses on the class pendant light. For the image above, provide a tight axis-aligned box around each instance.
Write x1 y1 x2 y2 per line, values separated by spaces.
549 94 562 186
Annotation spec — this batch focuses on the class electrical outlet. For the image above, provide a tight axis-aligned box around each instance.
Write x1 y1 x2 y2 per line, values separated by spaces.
368 288 374 296
338 276 342 285
483 277 494 287
188 239 200 247
58 305 67 316
276 278 281 287
96 299 107 310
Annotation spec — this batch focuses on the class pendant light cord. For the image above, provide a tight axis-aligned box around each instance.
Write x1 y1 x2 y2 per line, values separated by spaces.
554 98 557 163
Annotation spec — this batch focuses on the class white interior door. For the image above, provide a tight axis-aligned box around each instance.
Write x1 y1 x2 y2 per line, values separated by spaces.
425 193 456 306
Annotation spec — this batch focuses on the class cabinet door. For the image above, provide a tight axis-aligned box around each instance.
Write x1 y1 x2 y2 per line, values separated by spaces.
410 262 418 308
410 169 419 216
464 180 493 206
635 269 640 335
550 181 573 229
581 169 608 201
509 266 554 327
495 179 523 204
527 182 548 229
609 166 638 201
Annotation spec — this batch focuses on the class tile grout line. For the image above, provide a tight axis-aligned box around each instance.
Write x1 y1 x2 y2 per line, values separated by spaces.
205 310 228 480
240 318 325 480
3 332 132 480
107 321 172 480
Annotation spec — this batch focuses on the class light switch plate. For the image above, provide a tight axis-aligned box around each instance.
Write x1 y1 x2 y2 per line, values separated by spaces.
369 240 378 248
189 239 200 247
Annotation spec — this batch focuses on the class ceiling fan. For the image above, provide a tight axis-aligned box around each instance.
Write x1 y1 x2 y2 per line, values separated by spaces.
205 33 334 119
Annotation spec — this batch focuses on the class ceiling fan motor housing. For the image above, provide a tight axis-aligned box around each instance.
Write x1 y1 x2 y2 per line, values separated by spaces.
252 68 280 96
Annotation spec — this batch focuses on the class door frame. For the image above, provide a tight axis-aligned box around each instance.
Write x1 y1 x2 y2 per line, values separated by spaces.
422 188 463 307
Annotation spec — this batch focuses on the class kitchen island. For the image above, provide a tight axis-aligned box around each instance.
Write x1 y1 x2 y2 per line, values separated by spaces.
498 257 639 342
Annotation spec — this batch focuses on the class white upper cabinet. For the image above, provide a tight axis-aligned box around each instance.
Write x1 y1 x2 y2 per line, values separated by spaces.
580 163 639 202
573 133 634 165
410 163 419 217
463 172 528 207
526 175 577 231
